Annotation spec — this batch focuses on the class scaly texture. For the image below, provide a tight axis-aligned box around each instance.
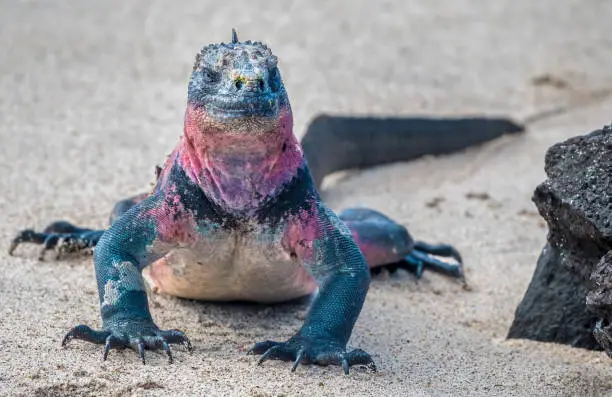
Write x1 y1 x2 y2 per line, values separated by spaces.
11 30 466 373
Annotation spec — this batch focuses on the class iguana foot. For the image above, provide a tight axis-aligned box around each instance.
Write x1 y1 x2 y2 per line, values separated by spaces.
404 247 465 282
593 319 612 358
374 241 465 283
413 241 462 264
248 337 376 375
8 221 104 260
61 322 192 364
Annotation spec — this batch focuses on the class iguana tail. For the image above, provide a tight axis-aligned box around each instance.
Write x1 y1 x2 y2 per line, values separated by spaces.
301 115 524 189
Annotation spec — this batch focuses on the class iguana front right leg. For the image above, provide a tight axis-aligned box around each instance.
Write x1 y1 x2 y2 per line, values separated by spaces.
61 193 193 364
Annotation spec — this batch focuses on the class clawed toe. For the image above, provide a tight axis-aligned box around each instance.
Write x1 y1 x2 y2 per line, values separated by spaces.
8 229 43 256
8 222 103 259
249 338 376 375
247 340 277 356
61 323 192 364
161 329 193 352
401 243 465 284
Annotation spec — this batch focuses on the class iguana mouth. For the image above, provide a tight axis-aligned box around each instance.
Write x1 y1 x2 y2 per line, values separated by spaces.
203 94 280 119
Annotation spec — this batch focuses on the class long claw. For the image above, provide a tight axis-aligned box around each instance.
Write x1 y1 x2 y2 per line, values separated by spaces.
55 237 66 260
183 338 193 352
103 336 112 361
7 240 18 256
162 340 173 364
258 345 280 366
178 334 193 352
138 341 146 365
402 255 423 281
342 357 350 375
38 247 47 261
415 261 423 280
8 229 45 256
247 340 275 356
291 349 305 372
62 324 108 346
164 329 192 352
345 348 377 372
61 331 74 347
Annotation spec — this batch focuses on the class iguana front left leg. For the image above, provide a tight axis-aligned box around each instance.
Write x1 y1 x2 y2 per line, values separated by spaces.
250 204 376 374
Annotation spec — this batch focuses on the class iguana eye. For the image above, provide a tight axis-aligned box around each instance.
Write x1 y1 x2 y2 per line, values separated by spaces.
202 68 220 83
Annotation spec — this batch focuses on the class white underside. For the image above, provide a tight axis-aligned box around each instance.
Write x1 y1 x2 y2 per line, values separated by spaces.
142 229 318 303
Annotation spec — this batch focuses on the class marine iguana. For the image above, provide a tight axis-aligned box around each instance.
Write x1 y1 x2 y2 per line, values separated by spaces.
9 30 522 373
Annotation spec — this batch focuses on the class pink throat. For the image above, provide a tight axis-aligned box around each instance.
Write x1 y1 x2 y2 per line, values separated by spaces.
178 104 304 213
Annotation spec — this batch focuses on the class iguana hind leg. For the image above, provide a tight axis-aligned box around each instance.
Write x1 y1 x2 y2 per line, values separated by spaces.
338 207 465 282
404 248 465 281
8 192 150 259
8 221 104 260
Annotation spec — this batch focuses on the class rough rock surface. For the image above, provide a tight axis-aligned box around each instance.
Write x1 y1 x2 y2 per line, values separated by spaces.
508 125 612 349
588 251 612 318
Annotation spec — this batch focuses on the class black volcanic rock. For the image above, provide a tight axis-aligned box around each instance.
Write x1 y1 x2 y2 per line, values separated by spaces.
508 125 612 350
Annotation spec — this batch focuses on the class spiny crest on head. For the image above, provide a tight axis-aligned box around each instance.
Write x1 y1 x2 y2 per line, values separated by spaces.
193 30 278 72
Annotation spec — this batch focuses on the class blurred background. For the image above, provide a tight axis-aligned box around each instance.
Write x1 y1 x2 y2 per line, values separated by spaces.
3 0 611 210
2 1 612 395
3 1 611 136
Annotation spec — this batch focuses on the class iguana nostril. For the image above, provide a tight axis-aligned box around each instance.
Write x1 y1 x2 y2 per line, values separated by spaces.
234 78 264 91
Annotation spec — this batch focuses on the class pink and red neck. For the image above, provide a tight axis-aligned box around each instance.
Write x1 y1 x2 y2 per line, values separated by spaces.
178 104 304 213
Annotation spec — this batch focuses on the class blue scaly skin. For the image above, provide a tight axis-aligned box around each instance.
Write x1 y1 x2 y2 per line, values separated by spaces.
9 30 466 373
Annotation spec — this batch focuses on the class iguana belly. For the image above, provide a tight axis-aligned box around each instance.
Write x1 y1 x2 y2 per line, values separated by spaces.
142 230 318 303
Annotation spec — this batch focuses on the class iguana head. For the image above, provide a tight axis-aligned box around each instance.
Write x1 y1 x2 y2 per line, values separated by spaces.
187 29 289 133
179 31 303 213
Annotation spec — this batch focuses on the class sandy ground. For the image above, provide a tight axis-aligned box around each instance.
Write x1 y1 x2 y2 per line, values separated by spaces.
2 1 612 396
